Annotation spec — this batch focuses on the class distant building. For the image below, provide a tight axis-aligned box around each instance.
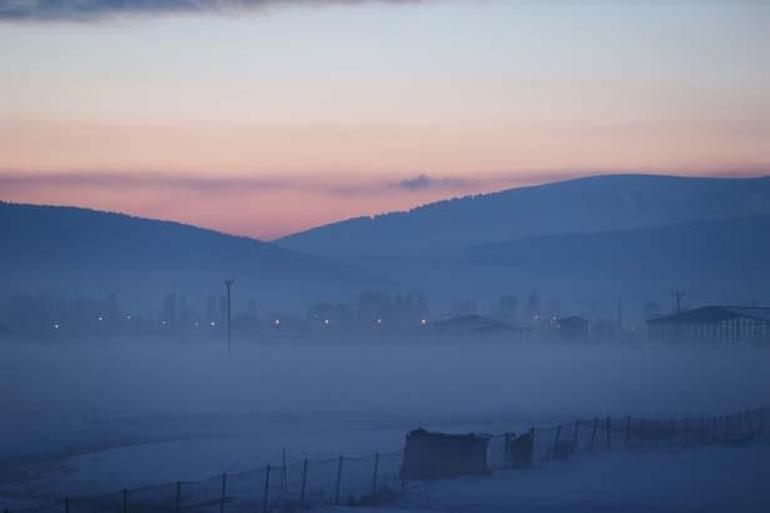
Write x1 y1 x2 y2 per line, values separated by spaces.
647 306 770 344
432 314 529 338
557 316 589 340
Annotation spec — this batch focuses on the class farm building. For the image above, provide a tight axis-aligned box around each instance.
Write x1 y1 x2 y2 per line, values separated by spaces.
647 306 770 344
432 314 530 338
557 316 590 339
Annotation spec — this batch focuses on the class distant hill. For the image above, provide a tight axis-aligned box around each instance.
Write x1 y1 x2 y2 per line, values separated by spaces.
277 175 770 258
462 215 770 303
0 202 362 312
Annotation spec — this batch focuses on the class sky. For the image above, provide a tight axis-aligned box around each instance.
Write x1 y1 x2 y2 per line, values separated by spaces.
0 0 768 239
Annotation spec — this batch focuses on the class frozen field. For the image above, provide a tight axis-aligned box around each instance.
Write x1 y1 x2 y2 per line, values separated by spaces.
1 337 769 510
327 442 770 513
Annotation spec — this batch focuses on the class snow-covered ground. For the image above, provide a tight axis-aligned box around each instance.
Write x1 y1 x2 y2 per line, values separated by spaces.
329 443 770 513
2 337 769 511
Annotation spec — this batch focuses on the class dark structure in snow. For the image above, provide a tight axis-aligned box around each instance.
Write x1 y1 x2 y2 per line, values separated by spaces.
432 315 529 338
647 306 770 343
400 429 490 480
504 430 535 468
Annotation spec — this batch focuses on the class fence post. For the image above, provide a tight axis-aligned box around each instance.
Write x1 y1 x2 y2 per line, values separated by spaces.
371 452 380 500
762 409 766 435
639 418 645 452
625 416 631 449
552 425 561 459
606 417 611 451
334 455 344 506
220 473 227 513
590 418 598 451
528 427 536 466
175 481 181 513
725 415 730 441
300 459 308 509
572 420 580 452
504 433 511 467
122 488 128 513
263 465 271 513
64 497 70 513
699 416 705 444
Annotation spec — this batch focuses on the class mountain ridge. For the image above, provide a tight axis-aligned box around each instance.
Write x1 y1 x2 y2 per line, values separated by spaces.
276 174 770 258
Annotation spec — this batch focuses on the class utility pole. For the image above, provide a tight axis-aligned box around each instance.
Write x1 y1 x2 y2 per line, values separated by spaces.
671 290 685 314
224 279 234 355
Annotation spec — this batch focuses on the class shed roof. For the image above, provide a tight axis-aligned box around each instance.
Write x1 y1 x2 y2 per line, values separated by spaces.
648 306 770 325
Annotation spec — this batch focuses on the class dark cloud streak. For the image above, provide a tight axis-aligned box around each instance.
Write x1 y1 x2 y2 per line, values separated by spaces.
0 0 417 22
0 170 481 196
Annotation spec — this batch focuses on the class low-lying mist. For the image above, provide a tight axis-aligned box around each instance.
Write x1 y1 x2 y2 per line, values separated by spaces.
2 337 768 465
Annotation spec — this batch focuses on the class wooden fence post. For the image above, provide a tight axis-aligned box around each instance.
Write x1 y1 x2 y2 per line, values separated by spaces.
573 420 581 452
606 417 611 451
300 459 308 509
590 418 598 451
371 452 380 500
64 497 70 513
220 473 227 513
334 455 344 506
625 416 631 449
639 418 645 452
175 481 182 513
552 425 561 459
122 488 128 513
699 417 705 444
263 465 271 513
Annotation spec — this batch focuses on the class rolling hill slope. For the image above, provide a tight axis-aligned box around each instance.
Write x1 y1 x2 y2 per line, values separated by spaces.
0 202 362 312
277 174 770 259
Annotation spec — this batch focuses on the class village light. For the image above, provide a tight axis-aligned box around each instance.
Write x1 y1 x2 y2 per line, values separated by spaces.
324 319 330 325
376 317 383 324
210 321 216 327
98 315 104 322
420 318 427 325
274 319 281 326
53 322 60 329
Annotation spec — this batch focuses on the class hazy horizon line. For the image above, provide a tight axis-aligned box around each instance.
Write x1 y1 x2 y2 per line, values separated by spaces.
3 167 769 241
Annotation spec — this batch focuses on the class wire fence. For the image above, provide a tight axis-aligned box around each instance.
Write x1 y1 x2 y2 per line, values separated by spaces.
9 450 406 513
490 407 769 470
6 408 768 513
